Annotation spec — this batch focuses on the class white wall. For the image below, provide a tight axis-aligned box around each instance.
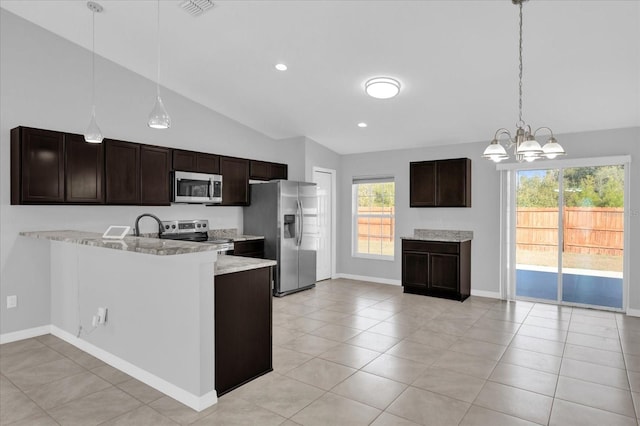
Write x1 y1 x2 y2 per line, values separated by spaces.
338 128 639 305
0 10 304 334
304 137 341 181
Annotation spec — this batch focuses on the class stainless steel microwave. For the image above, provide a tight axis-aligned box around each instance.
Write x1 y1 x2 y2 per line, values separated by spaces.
172 171 222 204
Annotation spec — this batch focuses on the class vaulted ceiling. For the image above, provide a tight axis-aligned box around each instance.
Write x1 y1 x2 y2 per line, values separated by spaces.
2 0 638 154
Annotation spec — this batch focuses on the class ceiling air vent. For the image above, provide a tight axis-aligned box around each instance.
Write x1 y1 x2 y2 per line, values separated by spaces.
179 0 214 17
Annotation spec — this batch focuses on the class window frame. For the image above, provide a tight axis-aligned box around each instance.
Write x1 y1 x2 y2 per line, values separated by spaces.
351 177 395 261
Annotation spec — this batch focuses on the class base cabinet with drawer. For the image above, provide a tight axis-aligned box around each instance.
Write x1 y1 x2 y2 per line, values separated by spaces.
401 239 471 301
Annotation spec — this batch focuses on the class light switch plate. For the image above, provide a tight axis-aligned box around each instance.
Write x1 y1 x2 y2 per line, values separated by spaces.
7 295 17 309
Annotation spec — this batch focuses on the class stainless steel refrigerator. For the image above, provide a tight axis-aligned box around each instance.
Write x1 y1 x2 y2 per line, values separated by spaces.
244 180 317 297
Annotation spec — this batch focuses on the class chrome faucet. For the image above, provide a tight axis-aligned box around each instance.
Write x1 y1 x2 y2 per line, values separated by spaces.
133 213 164 237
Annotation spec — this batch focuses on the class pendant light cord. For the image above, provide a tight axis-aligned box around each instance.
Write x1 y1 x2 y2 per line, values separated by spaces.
156 0 161 97
517 1 524 128
91 9 96 114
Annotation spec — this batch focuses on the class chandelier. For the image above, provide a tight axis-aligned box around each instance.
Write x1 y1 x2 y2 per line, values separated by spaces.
482 0 566 163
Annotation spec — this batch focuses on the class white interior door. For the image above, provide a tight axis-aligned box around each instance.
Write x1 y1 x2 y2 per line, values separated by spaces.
313 168 334 281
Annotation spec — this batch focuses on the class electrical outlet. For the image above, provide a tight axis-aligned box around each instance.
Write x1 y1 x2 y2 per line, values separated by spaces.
6 295 17 309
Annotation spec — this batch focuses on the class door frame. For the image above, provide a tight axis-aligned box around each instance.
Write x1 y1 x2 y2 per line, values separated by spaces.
313 167 337 279
497 155 631 312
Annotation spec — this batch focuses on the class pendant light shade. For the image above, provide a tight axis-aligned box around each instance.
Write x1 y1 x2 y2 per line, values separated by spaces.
84 1 103 143
85 106 103 143
148 95 171 129
148 0 171 129
542 136 565 159
481 139 509 162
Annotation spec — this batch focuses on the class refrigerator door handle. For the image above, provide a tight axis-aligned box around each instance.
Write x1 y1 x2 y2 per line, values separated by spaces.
296 199 303 247
299 199 304 246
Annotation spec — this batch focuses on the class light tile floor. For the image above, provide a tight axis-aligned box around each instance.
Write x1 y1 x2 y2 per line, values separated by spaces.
2 278 640 425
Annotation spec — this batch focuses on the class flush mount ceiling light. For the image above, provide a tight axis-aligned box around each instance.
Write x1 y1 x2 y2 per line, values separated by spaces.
365 77 401 99
275 63 288 71
482 0 566 163
357 122 368 128
148 0 171 129
84 1 103 144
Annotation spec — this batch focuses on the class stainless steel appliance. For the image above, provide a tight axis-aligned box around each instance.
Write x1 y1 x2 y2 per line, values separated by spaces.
159 219 234 253
243 180 317 297
172 171 222 204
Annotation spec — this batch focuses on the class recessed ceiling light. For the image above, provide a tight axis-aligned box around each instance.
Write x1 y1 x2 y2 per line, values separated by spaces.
357 122 368 128
275 63 288 71
365 77 401 99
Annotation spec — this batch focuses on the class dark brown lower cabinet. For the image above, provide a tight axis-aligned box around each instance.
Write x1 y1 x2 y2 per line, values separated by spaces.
215 267 272 396
401 239 471 301
232 239 265 258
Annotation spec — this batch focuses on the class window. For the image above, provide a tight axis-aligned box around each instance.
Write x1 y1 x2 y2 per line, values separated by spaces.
352 177 395 259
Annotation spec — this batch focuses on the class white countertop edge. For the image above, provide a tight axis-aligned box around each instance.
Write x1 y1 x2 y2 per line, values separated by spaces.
215 255 276 276
401 236 473 242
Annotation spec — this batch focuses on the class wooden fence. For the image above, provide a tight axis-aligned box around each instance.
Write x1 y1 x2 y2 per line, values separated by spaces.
357 207 395 242
516 207 624 256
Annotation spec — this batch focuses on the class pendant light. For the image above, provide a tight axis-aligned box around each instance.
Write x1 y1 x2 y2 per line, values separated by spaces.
84 1 103 143
482 0 566 162
148 0 171 129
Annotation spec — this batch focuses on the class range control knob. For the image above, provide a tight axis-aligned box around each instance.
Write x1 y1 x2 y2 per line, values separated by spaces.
172 225 176 229
165 225 170 230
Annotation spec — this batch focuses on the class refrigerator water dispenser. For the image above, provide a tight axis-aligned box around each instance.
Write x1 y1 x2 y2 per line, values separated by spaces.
283 214 296 239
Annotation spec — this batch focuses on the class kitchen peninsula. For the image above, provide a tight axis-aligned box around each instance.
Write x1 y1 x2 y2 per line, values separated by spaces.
19 230 275 411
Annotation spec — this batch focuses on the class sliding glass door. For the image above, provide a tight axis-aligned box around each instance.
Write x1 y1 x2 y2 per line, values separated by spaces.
514 164 625 310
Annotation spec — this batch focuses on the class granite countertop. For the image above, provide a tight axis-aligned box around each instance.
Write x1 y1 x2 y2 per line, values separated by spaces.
205 228 264 242
231 235 264 242
20 230 222 256
401 229 473 242
215 255 276 276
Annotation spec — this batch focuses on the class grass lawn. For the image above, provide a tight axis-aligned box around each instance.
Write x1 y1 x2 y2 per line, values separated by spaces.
517 249 622 272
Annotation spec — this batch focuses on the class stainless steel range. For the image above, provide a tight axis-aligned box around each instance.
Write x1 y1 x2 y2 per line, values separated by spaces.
159 219 234 254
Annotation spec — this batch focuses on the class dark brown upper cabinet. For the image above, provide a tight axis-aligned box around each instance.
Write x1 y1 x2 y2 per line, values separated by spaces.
140 145 171 206
410 158 471 207
65 133 104 204
172 149 220 174
11 127 65 204
105 139 140 205
249 160 288 181
220 156 250 206
11 125 285 208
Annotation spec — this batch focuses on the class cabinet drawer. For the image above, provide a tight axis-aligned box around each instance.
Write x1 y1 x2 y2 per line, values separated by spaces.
402 240 459 254
233 239 265 258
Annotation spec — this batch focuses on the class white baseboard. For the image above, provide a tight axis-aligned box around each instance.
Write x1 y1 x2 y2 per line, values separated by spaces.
470 289 502 299
48 326 217 412
334 273 401 286
0 325 51 344
626 308 640 317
